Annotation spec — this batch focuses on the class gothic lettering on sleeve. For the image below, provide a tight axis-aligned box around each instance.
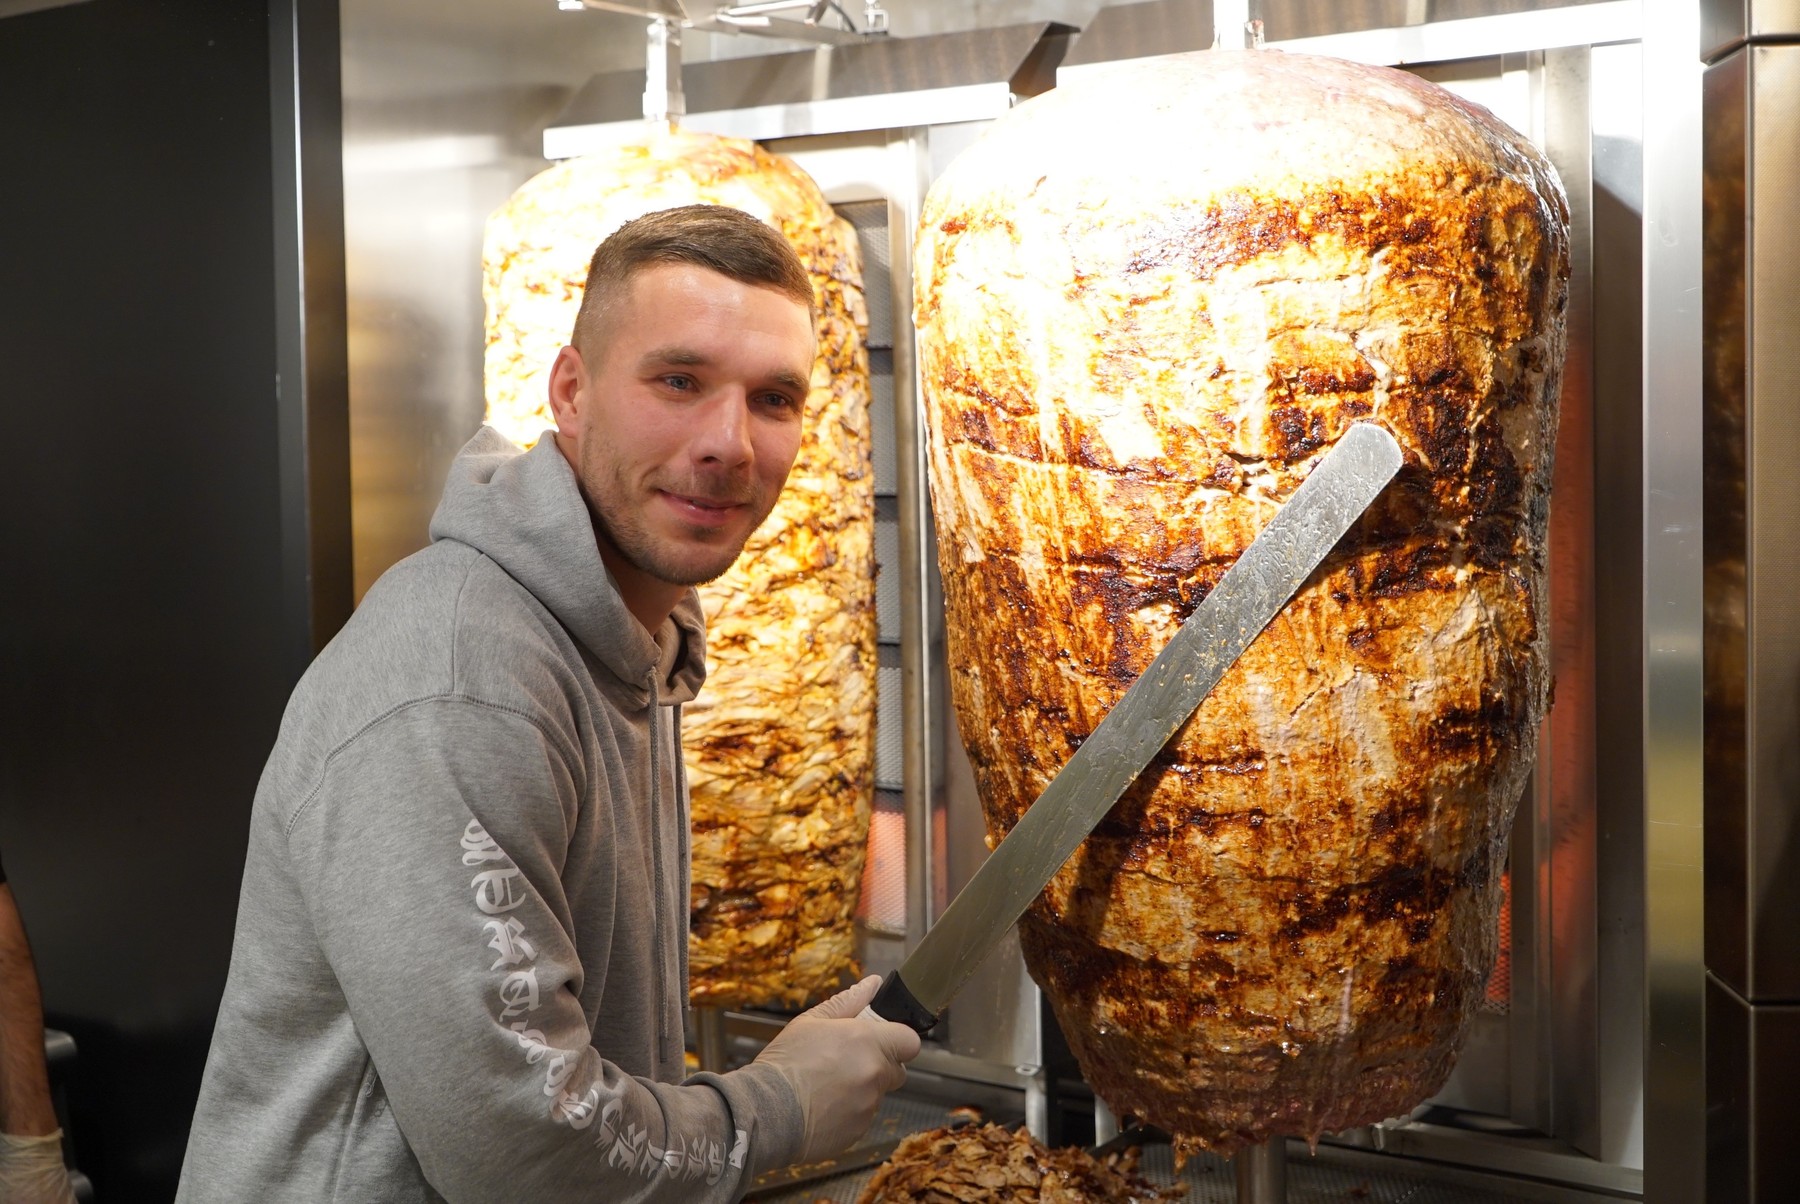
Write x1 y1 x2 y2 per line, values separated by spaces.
455 819 732 1182
498 968 540 1021
461 821 508 865
484 917 536 969
471 867 527 915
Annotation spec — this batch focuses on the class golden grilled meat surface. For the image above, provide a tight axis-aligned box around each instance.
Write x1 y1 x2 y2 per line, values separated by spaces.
915 51 1568 1153
855 1124 1182 1203
482 128 876 1009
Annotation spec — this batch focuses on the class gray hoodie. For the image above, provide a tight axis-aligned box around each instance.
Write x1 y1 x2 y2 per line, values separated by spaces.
177 428 802 1202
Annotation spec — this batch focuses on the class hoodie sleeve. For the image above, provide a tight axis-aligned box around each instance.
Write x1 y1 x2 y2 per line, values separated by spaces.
284 695 803 1203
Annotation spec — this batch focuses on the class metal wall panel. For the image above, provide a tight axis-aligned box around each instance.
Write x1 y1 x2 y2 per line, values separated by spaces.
0 1 346 1197
341 0 648 598
1706 976 1800 1201
1586 36 1648 1175
1701 0 1800 62
1640 0 1707 1198
1060 0 1627 67
1703 42 1800 1006
1704 44 1753 998
273 0 355 663
1740 41 1800 1000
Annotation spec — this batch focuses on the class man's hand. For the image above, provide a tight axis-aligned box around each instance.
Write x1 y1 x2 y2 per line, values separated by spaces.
753 975 922 1162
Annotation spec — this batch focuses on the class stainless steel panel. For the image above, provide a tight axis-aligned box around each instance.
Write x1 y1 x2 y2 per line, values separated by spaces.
1641 0 1708 1199
0 0 90 17
1269 0 1625 36
1433 44 1609 1158
1587 36 1649 1175
1741 40 1800 999
1706 976 1800 1201
1704 45 1752 996
1539 43 1605 1161
1704 43 1800 1004
1061 0 1627 69
1327 1120 1645 1194
937 703 1044 1079
1059 0 1215 67
1 3 349 1193
341 0 648 599
272 0 353 657
1707 974 1751 1203
1264 2 1640 65
550 22 1073 126
883 127 950 950
1701 0 1800 63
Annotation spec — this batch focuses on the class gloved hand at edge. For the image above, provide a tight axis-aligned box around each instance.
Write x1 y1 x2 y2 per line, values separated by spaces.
752 974 922 1163
0 1130 78 1204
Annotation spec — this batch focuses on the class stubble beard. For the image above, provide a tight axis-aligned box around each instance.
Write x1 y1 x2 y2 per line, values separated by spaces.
581 438 771 588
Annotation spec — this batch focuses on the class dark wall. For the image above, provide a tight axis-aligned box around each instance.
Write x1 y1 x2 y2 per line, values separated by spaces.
0 1 319 1197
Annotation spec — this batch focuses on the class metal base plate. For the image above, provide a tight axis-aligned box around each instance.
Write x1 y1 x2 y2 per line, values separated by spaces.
748 1100 1639 1204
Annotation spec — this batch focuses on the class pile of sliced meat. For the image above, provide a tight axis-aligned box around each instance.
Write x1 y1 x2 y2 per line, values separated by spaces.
856 1124 1183 1203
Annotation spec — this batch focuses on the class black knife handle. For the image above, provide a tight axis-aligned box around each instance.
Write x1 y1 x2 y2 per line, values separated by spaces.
869 970 939 1035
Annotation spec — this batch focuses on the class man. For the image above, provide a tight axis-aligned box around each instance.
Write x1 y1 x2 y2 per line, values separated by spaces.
0 853 79 1204
177 205 921 1202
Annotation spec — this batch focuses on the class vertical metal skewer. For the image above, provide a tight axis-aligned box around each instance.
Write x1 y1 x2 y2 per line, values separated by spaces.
1092 1098 1120 1146
695 1006 727 1072
1233 1140 1287 1203
1212 0 1264 49
642 14 684 125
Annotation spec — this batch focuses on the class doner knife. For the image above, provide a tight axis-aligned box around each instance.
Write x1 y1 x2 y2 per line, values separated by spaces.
868 422 1404 1034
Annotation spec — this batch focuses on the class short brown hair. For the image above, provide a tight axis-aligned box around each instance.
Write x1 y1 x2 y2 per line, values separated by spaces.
571 204 815 360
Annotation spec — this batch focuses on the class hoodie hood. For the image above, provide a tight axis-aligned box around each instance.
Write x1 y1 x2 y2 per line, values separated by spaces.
428 426 706 707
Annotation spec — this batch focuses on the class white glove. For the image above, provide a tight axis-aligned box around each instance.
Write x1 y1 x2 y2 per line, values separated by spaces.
753 974 922 1162
0 1130 78 1204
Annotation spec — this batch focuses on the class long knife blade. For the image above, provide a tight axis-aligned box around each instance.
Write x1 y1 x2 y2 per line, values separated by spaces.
870 423 1404 1034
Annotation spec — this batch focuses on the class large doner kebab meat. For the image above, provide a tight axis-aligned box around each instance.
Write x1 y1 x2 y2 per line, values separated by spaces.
483 129 877 1009
915 51 1568 1154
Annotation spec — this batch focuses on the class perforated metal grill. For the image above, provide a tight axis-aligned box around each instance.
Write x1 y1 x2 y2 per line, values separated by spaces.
875 659 904 791
835 199 893 348
869 359 897 497
875 508 901 641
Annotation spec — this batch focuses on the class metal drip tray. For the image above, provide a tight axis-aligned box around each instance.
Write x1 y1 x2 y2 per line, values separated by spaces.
747 1107 1639 1204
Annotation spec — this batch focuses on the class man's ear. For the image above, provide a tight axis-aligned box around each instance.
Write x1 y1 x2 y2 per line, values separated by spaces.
547 345 588 434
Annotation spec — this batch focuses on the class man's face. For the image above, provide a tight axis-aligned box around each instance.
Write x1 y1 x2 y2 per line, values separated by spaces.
549 262 815 602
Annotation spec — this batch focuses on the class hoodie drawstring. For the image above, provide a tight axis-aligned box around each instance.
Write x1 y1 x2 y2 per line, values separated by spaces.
646 669 671 1071
672 699 689 1031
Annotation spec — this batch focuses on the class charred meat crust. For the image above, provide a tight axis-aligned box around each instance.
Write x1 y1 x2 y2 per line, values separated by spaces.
916 51 1567 1153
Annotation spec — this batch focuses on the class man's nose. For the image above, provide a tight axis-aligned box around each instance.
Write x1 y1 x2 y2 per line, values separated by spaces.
692 389 754 467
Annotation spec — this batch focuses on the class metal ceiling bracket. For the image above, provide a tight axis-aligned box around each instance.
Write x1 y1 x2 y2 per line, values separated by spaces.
643 15 685 123
573 0 873 47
